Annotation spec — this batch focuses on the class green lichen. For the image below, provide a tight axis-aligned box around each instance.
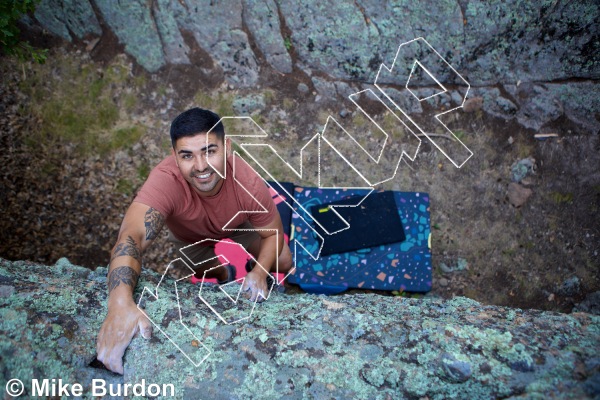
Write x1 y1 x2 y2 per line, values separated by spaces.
34 0 101 41
0 321 70 394
94 0 165 72
1 258 599 399
30 291 85 314
234 361 279 399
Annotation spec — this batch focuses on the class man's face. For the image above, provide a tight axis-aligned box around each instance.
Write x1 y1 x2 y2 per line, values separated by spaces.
173 132 231 197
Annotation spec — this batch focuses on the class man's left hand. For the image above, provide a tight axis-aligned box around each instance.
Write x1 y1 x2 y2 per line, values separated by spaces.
242 268 270 302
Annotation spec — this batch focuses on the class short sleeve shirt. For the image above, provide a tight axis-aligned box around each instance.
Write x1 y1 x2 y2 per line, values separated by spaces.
134 154 277 243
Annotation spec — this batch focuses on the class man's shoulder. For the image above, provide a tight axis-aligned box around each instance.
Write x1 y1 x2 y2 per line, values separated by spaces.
154 155 178 172
141 155 183 189
134 155 188 215
145 155 179 180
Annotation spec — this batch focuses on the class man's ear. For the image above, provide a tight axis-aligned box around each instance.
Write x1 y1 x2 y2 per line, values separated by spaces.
225 138 232 157
171 147 180 168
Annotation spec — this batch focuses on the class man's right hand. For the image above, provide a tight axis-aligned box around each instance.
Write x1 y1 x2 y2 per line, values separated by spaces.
96 301 153 374
97 202 164 374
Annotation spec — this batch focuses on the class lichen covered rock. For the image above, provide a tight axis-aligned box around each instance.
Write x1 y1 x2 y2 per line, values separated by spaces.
0 258 598 399
30 0 600 134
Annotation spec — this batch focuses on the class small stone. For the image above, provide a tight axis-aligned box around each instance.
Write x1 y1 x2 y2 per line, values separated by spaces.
508 136 514 144
507 182 533 208
558 276 580 297
511 157 536 182
232 94 266 115
462 97 483 112
297 83 309 93
573 291 600 315
438 278 449 287
451 91 463 105
85 37 100 52
455 258 468 271
439 263 453 273
339 109 350 118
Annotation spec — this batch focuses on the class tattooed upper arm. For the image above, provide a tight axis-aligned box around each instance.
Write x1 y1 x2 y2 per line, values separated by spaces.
111 235 142 264
144 207 165 241
107 266 139 293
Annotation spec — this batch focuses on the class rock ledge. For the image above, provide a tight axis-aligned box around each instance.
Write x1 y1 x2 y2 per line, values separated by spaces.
0 258 598 399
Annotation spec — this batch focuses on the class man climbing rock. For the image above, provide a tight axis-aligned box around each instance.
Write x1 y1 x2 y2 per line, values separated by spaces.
96 107 293 374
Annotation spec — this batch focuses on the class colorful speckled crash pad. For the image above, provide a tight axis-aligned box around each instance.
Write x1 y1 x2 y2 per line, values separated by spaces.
287 187 432 294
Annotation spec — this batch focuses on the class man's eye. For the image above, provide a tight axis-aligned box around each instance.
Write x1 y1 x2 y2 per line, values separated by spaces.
182 154 192 159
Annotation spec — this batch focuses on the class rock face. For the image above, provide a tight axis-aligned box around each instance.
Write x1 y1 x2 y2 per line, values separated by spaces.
1 258 599 399
30 0 600 134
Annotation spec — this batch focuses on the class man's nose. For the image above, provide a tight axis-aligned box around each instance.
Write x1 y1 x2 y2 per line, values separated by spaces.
194 155 209 171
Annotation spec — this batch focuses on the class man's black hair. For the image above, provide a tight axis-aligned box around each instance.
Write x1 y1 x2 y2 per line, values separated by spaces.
170 107 224 148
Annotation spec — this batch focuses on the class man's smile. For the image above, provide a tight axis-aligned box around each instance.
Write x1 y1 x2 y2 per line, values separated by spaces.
194 171 213 180
192 170 215 181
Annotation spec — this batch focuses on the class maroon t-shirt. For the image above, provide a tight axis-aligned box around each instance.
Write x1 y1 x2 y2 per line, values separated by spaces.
134 154 277 243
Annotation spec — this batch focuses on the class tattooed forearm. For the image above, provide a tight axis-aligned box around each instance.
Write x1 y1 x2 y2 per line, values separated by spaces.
107 266 139 293
144 207 164 241
111 235 142 264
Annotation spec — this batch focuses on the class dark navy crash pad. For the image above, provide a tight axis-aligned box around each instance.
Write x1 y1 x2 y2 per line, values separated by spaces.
310 190 406 256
